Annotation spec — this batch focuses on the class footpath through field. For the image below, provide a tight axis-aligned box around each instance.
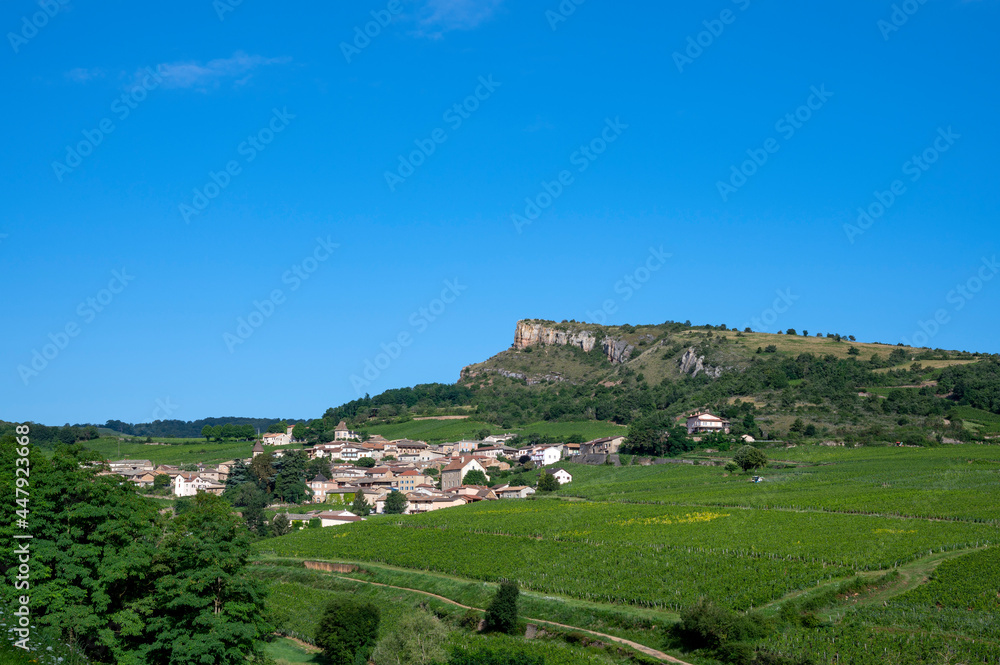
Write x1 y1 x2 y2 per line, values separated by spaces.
308 565 694 665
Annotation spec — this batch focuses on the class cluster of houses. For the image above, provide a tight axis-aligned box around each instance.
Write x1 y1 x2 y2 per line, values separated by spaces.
100 459 231 496
102 412 732 527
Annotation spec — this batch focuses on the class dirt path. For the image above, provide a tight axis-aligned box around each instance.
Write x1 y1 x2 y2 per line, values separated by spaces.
757 546 984 617
318 571 693 665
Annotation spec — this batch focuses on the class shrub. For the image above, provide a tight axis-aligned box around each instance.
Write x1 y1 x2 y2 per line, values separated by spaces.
372 611 448 665
315 598 380 665
484 580 519 635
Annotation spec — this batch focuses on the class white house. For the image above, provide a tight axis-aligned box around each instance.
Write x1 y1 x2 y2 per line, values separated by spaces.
173 473 224 497
315 511 365 527
475 445 519 460
550 468 573 485
262 431 291 446
529 444 563 467
686 412 730 435
484 433 517 445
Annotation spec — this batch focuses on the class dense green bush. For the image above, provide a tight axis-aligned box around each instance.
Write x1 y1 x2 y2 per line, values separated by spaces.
315 598 380 665
483 580 519 635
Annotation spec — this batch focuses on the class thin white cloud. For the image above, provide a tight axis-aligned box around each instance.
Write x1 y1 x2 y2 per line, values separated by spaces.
65 67 104 83
153 51 291 90
415 0 504 37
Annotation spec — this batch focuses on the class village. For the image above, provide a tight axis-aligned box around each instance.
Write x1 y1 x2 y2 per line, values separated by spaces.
102 413 734 528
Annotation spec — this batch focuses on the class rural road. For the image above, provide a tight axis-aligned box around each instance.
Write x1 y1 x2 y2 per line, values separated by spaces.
313 567 694 665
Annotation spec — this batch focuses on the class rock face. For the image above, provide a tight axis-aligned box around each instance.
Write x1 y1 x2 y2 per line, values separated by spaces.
602 338 634 364
514 321 596 353
513 320 633 364
678 346 723 378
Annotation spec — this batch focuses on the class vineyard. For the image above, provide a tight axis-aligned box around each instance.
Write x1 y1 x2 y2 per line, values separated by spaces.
258 444 1000 663
557 445 1000 523
259 499 995 611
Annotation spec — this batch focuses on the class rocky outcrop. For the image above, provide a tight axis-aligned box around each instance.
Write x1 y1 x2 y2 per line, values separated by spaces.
513 320 633 364
603 338 634 364
514 321 596 352
462 367 566 385
678 346 723 378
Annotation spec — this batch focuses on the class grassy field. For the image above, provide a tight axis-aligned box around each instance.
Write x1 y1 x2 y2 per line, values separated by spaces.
364 418 626 443
952 404 1000 435
77 436 299 465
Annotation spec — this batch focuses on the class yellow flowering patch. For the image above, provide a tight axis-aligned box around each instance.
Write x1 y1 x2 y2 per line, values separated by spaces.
614 511 730 527
873 528 917 535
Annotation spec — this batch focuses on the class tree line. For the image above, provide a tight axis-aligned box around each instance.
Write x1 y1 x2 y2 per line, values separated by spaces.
0 436 272 664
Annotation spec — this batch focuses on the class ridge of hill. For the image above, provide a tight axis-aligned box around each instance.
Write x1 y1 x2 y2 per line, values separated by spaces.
297 318 998 448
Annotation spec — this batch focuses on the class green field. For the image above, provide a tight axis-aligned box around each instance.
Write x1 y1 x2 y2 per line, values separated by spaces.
77 436 299 465
258 443 1000 663
364 418 626 443
952 405 1000 435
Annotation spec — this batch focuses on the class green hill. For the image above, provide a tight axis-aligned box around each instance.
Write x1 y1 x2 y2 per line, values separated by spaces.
288 318 998 449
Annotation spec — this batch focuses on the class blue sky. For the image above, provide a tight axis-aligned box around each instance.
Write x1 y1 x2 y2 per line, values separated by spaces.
2 0 998 425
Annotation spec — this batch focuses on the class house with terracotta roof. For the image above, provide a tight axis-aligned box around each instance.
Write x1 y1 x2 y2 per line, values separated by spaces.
440 456 489 491
405 493 467 514
686 412 730 434
262 431 291 446
495 485 536 499
173 473 225 497
393 469 432 492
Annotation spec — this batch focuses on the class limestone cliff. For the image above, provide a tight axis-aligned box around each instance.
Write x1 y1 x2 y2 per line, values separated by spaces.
514 321 597 353
678 346 722 378
513 320 633 365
